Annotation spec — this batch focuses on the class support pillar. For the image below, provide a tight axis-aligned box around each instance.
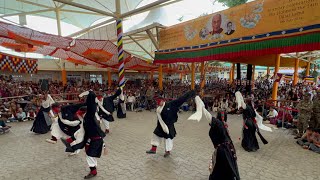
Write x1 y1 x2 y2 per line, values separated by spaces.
236 63 241 89
267 67 270 77
61 69 67 86
107 70 112 88
159 65 163 91
229 63 235 84
200 62 205 96
179 73 183 81
246 64 253 94
272 54 281 101
252 65 255 89
55 9 66 86
150 71 154 81
293 57 299 86
191 62 195 90
306 62 311 76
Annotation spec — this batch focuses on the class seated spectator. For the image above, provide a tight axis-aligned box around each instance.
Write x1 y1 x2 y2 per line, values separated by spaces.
296 127 314 148
309 129 320 153
0 119 11 134
212 99 219 112
127 93 136 111
27 110 36 120
275 109 294 128
228 102 237 114
16 108 27 121
267 107 278 124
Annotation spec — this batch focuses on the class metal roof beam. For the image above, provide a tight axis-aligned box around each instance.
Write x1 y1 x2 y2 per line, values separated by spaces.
67 0 179 37
68 17 116 37
120 0 175 18
146 29 159 50
17 0 53 9
128 35 154 59
59 9 101 15
0 9 54 18
52 0 117 18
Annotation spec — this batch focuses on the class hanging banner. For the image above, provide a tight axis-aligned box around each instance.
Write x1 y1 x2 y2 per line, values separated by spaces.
304 76 314 83
284 74 293 81
0 53 38 74
159 0 320 50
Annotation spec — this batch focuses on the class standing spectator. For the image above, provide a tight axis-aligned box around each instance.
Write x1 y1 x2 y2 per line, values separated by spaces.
295 93 313 139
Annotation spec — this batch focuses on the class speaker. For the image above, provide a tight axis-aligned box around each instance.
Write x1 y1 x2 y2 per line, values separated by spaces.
246 64 253 94
40 79 49 91
236 63 241 80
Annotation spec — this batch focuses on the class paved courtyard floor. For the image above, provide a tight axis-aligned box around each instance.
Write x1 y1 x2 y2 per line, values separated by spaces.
0 111 319 180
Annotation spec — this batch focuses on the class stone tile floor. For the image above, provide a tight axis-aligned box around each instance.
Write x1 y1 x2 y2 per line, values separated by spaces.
0 111 319 180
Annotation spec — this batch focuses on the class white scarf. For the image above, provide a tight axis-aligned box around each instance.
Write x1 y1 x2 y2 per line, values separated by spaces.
156 102 169 134
188 96 212 123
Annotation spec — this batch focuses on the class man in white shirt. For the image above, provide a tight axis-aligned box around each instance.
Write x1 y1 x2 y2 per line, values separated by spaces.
127 94 136 111
267 107 278 118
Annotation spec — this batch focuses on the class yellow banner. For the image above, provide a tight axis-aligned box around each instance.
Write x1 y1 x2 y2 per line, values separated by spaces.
159 0 320 50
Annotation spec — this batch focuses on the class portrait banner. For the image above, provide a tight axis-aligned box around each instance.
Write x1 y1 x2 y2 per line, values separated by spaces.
155 0 320 64
159 0 320 50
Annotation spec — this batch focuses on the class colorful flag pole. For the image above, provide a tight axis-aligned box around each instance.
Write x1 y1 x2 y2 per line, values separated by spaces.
117 19 125 88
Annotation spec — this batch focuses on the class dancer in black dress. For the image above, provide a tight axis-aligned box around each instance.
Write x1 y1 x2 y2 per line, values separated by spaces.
117 88 126 119
235 91 267 152
31 93 55 134
188 96 240 180
98 88 121 134
61 90 106 179
146 90 195 157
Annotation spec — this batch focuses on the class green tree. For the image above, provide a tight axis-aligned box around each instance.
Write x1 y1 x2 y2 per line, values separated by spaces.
214 0 248 7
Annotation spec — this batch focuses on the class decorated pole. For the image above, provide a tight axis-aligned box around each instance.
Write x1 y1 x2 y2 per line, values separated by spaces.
117 19 125 88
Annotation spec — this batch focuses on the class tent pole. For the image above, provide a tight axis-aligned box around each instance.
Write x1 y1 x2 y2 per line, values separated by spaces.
159 65 163 90
272 54 281 101
191 63 195 90
55 9 67 86
306 59 311 76
293 53 299 86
